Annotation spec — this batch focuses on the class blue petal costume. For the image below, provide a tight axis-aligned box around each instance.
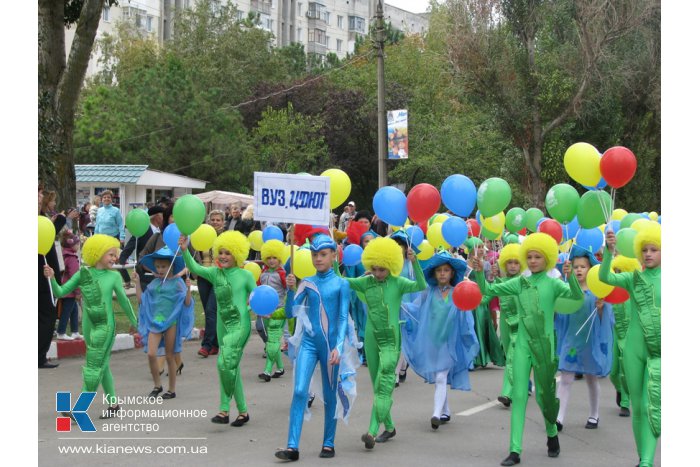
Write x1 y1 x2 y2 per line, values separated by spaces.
401 252 480 391
284 235 351 450
137 248 194 354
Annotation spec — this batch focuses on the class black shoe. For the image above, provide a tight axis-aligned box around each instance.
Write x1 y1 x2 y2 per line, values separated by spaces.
99 405 120 419
440 414 451 423
259 372 271 382
574 373 583 380
547 435 560 457
616 391 622 408
619 407 631 417
361 433 376 449
431 416 441 430
148 386 163 398
307 394 315 408
272 369 285 378
375 429 396 443
398 369 407 383
500 452 521 466
498 395 512 408
39 361 59 369
262 352 267 359
176 363 184 375
319 447 335 458
585 417 599 429
395 381 400 388
231 413 249 427
211 412 229 424
556 420 563 432
162 391 176 399
275 449 299 461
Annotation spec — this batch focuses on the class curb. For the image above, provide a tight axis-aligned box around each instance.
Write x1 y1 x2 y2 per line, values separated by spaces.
49 328 204 360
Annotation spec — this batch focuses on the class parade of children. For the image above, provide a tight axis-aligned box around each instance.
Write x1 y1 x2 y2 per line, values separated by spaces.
36 144 664 466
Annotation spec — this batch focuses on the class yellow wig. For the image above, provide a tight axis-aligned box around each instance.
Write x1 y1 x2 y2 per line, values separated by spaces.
633 223 661 263
520 233 558 271
212 231 250 267
82 234 120 267
261 239 286 261
361 236 404 277
611 255 642 273
498 243 524 273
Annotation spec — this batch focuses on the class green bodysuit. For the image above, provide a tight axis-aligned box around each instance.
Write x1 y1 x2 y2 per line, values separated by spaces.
183 250 256 414
346 260 426 437
600 249 660 467
476 270 583 455
610 300 632 410
51 268 137 404
263 308 286 374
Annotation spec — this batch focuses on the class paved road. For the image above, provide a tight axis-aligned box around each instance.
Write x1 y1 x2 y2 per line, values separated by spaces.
39 335 660 466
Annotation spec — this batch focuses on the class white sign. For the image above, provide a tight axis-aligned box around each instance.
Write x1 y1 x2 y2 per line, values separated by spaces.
254 172 331 225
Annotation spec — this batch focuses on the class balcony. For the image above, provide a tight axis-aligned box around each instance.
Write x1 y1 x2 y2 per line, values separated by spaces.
251 0 271 15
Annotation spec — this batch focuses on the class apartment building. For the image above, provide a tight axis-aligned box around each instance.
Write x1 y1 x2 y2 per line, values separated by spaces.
67 0 429 77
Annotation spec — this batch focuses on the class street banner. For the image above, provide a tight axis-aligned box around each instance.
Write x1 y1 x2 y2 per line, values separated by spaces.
254 172 331 225
387 109 408 160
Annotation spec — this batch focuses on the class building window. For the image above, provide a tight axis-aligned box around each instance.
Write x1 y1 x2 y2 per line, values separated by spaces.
102 6 110 22
236 9 244 20
337 39 342 52
297 28 302 42
308 28 327 45
337 15 343 29
323 11 330 23
146 16 153 32
348 16 365 33
298 2 303 16
307 2 323 20
266 18 274 30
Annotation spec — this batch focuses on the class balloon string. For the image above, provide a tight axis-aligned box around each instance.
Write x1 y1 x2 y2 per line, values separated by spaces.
163 245 181 285
563 227 580 282
44 255 57 306
595 189 611 225
575 305 598 337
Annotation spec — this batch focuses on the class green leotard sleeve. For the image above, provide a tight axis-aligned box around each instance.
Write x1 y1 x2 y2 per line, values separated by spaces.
599 248 633 291
112 272 137 326
50 272 82 298
346 275 370 293
183 249 217 283
552 272 585 301
475 270 522 297
398 259 427 294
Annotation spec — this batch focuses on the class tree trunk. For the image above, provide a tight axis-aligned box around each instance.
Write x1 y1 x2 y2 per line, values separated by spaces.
38 0 104 211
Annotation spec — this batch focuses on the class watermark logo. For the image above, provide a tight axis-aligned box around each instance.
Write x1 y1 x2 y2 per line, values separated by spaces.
56 392 96 432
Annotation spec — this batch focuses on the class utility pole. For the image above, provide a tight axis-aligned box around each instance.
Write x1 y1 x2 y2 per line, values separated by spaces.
375 0 388 189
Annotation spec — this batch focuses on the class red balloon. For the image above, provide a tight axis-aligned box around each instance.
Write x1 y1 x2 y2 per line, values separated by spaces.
537 219 563 244
604 286 630 304
466 218 481 237
407 183 441 223
600 146 637 189
418 220 429 235
453 280 483 311
518 228 527 236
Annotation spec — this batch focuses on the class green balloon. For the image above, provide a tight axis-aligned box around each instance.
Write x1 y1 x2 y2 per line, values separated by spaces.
525 208 544 233
616 228 638 258
477 177 512 217
545 183 580 224
620 213 643 230
503 233 520 245
577 191 612 229
505 207 526 233
481 225 501 240
173 194 206 235
464 236 484 251
125 209 150 237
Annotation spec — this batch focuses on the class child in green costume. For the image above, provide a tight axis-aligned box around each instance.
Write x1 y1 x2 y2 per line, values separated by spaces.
600 226 661 467
44 234 137 418
345 237 426 449
470 233 584 466
179 231 256 428
258 239 288 382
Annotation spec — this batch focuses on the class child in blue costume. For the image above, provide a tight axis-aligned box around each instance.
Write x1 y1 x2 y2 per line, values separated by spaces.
135 247 194 399
554 247 613 431
401 251 480 430
276 234 350 461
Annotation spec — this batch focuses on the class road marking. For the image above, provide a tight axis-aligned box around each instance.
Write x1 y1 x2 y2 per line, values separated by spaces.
456 375 562 417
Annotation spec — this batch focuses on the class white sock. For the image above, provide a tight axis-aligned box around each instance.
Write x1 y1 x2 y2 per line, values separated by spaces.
433 370 449 418
556 371 575 423
585 374 600 420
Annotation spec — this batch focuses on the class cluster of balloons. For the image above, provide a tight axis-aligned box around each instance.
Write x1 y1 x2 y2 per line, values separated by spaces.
564 143 637 190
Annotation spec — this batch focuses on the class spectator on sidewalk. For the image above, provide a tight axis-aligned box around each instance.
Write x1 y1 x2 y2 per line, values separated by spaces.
119 206 164 288
56 230 82 341
94 190 125 244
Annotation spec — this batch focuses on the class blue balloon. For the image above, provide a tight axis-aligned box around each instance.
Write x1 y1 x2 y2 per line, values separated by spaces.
163 223 182 253
605 220 621 234
562 216 580 241
475 210 482 225
262 225 284 242
441 216 468 247
584 177 608 191
440 174 477 217
575 227 604 254
343 244 363 267
657 215 661 224
406 225 425 246
640 212 651 220
249 285 280 317
373 186 407 227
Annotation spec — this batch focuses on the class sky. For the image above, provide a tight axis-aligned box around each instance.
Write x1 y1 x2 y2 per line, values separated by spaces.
386 0 434 14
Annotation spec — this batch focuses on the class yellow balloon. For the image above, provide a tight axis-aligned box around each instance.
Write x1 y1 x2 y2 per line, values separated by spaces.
648 211 659 222
427 223 450 249
292 248 317 279
559 239 573 253
430 214 449 226
38 215 56 256
244 262 262 282
248 230 264 251
417 240 435 261
190 224 217 251
631 219 655 232
598 224 606 235
564 142 602 186
281 244 297 265
320 168 351 209
587 265 614 298
480 212 506 233
611 209 628 221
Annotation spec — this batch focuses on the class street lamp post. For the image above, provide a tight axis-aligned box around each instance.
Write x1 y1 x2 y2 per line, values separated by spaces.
375 0 388 189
